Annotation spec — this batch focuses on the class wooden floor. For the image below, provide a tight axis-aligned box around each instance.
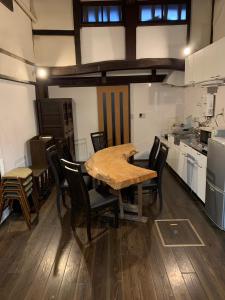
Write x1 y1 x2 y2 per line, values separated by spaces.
0 168 225 300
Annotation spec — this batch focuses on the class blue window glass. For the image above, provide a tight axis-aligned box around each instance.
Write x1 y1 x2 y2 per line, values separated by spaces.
181 4 187 20
167 5 179 21
141 6 152 22
87 7 96 22
98 7 102 22
154 5 162 20
103 7 108 22
109 6 120 22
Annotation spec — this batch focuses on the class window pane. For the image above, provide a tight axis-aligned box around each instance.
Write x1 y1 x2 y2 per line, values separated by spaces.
109 6 120 22
167 5 179 21
103 7 108 22
153 5 162 20
181 4 187 20
140 6 152 22
87 7 97 22
98 7 102 22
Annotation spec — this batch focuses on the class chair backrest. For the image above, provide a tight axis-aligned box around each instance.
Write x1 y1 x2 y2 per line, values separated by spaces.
58 141 73 162
60 159 90 210
148 136 161 169
46 145 65 186
91 131 107 152
155 143 169 180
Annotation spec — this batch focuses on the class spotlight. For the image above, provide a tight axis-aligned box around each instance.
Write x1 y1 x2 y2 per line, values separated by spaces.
148 83 152 87
183 47 191 56
36 68 48 79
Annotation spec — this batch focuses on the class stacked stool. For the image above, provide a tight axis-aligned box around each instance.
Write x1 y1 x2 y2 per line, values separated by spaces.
0 167 39 229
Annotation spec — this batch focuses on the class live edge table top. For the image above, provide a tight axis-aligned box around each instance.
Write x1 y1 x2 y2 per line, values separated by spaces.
85 144 157 190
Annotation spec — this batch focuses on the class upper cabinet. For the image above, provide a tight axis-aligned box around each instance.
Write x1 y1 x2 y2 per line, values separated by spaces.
185 37 225 85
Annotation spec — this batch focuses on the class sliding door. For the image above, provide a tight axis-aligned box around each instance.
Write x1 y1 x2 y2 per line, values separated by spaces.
97 86 130 147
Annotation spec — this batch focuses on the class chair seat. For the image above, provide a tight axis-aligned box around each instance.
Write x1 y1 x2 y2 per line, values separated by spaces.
88 189 117 209
142 178 158 189
61 175 92 190
133 160 149 169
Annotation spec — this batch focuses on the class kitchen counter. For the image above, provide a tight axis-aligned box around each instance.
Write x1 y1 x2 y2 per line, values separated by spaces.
181 139 208 156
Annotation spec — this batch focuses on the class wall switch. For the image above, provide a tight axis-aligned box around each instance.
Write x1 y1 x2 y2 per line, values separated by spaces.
139 113 146 119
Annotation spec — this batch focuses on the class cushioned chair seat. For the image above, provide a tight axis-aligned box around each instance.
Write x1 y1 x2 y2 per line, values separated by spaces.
133 160 149 169
61 176 92 190
142 178 158 188
88 189 118 209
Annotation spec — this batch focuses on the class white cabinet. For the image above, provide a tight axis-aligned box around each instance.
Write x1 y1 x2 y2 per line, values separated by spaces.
176 142 207 203
185 36 225 85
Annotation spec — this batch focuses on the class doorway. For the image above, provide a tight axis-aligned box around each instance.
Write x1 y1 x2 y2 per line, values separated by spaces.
97 86 130 147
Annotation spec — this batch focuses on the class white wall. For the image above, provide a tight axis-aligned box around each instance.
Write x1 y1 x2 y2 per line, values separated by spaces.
49 86 98 161
213 0 225 42
190 0 212 51
49 83 185 160
137 25 187 59
183 85 225 128
32 0 74 30
34 36 76 67
0 0 35 82
0 79 37 173
131 83 185 158
81 27 125 64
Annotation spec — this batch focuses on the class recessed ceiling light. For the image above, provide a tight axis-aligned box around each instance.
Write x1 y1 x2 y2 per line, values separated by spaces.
36 67 48 79
183 47 191 56
148 83 152 87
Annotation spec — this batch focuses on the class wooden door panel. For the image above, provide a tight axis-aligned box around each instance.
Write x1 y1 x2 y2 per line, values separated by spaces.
97 86 130 146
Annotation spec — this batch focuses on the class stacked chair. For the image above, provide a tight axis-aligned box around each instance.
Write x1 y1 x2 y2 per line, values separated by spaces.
0 167 39 229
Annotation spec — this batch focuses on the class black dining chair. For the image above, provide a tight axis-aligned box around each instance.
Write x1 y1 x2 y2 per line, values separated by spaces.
61 159 119 242
140 143 169 210
47 146 92 217
46 145 68 216
57 140 88 175
134 136 160 170
91 131 107 152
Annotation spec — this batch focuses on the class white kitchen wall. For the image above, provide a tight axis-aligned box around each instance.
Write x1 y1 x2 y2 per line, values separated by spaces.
49 83 185 160
131 83 185 158
184 85 225 128
0 79 37 173
49 86 99 161
136 25 187 59
80 27 125 64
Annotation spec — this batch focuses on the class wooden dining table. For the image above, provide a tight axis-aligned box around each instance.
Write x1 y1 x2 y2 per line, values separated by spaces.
85 144 157 222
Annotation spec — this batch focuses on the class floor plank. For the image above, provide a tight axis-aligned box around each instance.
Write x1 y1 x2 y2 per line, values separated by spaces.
0 168 224 299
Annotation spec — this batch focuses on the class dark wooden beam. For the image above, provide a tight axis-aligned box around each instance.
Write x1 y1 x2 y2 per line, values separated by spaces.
73 0 82 65
0 48 35 66
186 0 191 44
0 74 35 85
48 58 184 77
32 30 74 36
210 0 215 43
0 0 13 11
35 83 49 99
46 74 167 87
124 0 138 60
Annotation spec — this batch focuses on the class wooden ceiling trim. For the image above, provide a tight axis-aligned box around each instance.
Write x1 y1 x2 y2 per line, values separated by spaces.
48 58 184 77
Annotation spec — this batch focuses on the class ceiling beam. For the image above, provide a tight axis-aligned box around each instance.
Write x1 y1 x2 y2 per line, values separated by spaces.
48 58 184 77
45 74 167 87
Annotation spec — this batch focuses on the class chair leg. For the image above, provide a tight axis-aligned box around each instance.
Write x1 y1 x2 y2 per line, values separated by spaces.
114 204 119 228
61 189 68 209
158 186 163 211
87 214 91 242
56 188 61 217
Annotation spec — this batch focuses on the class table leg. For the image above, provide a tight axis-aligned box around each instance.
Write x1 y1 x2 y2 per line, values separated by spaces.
138 183 143 218
119 191 124 219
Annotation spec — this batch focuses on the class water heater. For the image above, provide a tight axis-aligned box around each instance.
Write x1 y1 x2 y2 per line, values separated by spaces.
204 94 215 117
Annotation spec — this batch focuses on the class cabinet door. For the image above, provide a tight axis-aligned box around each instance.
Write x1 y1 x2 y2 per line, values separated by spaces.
197 165 206 203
